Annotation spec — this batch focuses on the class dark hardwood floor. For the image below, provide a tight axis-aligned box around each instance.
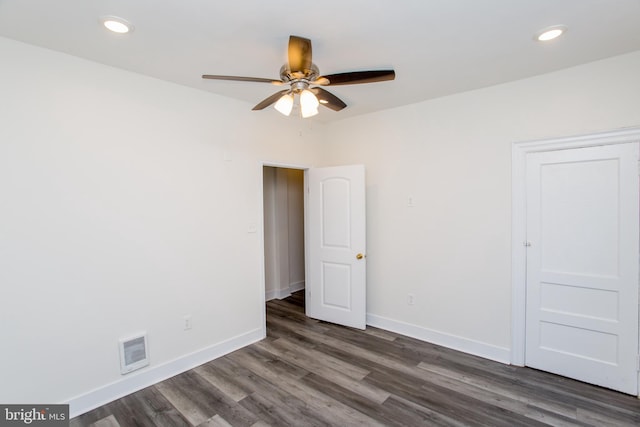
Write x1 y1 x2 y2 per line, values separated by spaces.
71 292 640 426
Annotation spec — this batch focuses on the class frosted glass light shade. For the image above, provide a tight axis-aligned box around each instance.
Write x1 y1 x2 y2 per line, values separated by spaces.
300 89 319 118
301 106 319 118
274 93 294 116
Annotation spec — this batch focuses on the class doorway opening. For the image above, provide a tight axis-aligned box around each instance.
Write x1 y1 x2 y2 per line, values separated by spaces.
260 163 367 331
262 166 306 302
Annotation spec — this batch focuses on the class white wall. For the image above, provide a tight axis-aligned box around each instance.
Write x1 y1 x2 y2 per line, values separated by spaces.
0 37 324 414
321 50 640 361
286 169 305 289
262 167 279 297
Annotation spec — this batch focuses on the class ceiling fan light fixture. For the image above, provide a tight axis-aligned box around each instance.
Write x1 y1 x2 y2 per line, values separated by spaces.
100 16 134 34
274 93 294 116
300 89 319 118
535 25 567 42
202 36 395 117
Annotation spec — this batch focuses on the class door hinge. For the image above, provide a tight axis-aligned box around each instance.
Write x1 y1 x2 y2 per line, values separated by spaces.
523 241 532 247
637 355 640 372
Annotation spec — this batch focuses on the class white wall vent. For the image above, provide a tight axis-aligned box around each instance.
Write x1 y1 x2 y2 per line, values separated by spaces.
119 333 149 375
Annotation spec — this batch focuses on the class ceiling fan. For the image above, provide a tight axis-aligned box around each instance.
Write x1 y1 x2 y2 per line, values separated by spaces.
202 35 395 118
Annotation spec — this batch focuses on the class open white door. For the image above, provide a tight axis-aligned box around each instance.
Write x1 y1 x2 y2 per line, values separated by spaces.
525 143 639 394
307 165 366 329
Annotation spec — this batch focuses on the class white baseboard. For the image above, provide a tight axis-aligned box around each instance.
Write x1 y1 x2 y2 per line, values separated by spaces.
265 288 292 301
67 327 264 418
289 281 305 293
265 289 281 301
265 281 305 301
366 313 511 364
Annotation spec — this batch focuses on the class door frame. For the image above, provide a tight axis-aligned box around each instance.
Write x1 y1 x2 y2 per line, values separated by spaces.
511 127 640 393
258 161 311 338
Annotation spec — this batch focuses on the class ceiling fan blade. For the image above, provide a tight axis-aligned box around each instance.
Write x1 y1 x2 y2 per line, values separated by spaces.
317 70 395 86
310 87 347 112
202 75 283 85
288 35 312 73
252 89 290 111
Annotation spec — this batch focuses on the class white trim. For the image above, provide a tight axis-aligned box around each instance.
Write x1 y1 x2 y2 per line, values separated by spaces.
265 281 305 302
511 126 640 368
258 164 268 339
513 127 640 152
289 280 305 293
67 328 264 418
367 314 511 364
261 161 311 170
265 289 285 301
304 169 310 318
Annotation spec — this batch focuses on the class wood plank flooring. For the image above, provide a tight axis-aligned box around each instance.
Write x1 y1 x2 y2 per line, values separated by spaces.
71 292 640 426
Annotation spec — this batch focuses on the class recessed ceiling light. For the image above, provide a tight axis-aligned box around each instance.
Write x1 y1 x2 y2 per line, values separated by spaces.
535 25 567 42
100 16 134 34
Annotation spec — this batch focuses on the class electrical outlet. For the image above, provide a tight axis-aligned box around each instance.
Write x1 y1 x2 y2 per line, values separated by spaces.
407 294 415 305
183 315 192 330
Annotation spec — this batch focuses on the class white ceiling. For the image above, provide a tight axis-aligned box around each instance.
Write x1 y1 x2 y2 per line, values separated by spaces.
1 0 640 122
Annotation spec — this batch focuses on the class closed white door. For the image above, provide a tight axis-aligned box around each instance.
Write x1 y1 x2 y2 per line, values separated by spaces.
525 143 639 394
307 165 366 329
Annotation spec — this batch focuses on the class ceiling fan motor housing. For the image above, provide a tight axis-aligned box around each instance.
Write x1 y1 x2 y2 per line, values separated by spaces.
280 63 319 86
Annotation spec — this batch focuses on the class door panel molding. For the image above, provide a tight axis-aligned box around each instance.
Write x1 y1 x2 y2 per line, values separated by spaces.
525 144 638 393
307 165 366 329
511 127 640 396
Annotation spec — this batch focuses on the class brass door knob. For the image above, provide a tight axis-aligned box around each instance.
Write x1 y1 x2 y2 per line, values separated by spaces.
356 253 365 260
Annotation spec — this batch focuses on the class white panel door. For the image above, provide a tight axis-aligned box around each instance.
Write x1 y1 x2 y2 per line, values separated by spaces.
307 165 366 329
525 143 639 394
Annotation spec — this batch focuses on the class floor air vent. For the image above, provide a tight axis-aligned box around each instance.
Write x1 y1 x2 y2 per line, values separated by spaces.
119 333 149 374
